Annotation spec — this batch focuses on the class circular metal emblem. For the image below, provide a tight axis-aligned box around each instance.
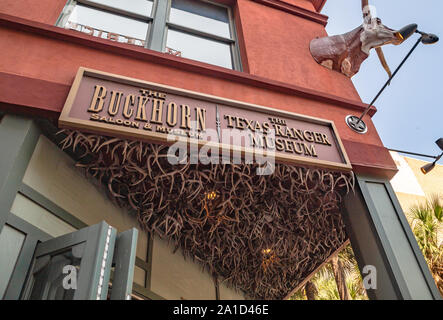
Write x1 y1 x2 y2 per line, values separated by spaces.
345 115 368 134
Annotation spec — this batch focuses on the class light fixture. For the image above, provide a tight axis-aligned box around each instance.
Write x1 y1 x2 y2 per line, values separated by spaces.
206 191 218 201
261 248 278 272
346 28 439 134
420 162 436 174
420 138 443 174
419 32 440 45
396 24 419 42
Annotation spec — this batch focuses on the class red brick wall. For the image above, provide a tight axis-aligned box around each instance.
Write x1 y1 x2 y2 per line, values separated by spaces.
0 0 397 177
236 0 360 100
1 0 67 25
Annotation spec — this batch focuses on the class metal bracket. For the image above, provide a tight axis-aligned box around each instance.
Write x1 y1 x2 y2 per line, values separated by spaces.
346 115 368 134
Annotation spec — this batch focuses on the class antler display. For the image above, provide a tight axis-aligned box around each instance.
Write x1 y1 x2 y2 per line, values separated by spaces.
310 0 410 78
361 0 370 18
57 129 355 299
362 0 393 78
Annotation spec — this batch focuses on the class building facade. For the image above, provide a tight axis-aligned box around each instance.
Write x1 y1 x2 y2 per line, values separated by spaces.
0 0 440 300
390 151 443 213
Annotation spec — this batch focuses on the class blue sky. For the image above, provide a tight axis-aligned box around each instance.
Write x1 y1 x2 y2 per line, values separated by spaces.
322 0 443 161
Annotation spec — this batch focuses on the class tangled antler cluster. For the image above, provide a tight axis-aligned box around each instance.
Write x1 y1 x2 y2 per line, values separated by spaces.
59 130 354 299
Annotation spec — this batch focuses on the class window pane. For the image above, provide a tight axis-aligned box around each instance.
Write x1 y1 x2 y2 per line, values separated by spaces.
65 5 148 45
166 29 233 69
11 194 77 238
0 225 26 298
169 0 231 38
134 266 146 286
87 0 153 17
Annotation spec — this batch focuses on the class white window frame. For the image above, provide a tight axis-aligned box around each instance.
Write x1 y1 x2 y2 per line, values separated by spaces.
57 0 242 70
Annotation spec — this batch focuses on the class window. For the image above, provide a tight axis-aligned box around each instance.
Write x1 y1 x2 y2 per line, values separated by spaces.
58 0 241 70
59 0 153 47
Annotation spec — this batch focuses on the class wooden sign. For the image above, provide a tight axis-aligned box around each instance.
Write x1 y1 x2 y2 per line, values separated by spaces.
59 68 352 171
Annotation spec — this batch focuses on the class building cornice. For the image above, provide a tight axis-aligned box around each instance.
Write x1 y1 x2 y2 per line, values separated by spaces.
252 0 328 26
310 0 327 12
0 13 374 117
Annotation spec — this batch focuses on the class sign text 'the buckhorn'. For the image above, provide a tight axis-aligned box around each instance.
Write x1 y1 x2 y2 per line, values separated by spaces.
59 68 351 171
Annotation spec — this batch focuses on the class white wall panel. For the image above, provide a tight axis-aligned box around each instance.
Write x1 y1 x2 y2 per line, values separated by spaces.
11 193 76 237
219 282 245 300
150 236 216 300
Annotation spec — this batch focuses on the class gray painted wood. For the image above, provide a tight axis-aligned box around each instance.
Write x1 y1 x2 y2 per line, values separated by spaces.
0 115 40 232
382 181 442 296
73 221 116 300
19 221 117 300
110 228 138 300
343 174 442 300
3 214 52 299
148 0 169 51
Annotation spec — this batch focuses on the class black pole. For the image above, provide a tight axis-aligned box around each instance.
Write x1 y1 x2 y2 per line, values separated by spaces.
356 36 423 124
388 148 439 159
430 152 443 166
